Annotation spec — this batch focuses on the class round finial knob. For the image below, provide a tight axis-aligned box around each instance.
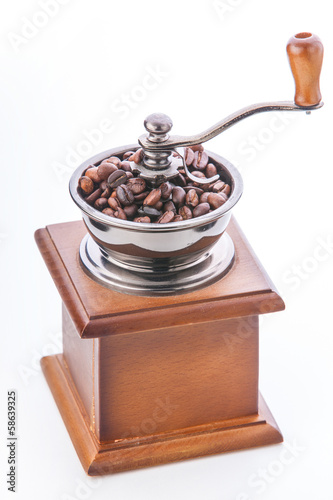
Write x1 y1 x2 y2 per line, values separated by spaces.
144 113 173 143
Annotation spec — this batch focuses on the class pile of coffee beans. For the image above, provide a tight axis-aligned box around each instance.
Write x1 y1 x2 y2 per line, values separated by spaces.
78 145 231 224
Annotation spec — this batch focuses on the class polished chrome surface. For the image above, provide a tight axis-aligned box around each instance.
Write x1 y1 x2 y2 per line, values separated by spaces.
139 101 324 151
69 145 243 295
79 232 235 296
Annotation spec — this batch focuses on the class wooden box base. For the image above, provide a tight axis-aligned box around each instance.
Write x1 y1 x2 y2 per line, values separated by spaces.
41 354 282 475
36 218 285 475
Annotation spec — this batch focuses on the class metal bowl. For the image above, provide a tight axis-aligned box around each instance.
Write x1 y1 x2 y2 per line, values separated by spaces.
69 144 243 296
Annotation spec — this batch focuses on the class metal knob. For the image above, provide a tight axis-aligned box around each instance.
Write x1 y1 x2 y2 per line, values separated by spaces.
144 113 173 143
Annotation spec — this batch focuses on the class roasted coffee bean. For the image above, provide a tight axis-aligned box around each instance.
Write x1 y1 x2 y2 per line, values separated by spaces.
125 172 134 179
179 206 193 220
174 173 186 187
193 202 210 218
129 148 143 164
190 144 204 152
114 208 127 220
127 178 146 195
172 186 186 206
123 151 135 160
186 189 199 208
183 186 204 196
85 166 101 183
101 186 111 198
173 214 183 222
138 206 162 219
160 182 173 200
123 204 138 218
157 211 175 224
134 190 150 202
108 169 127 188
102 207 115 217
185 147 195 166
79 176 94 195
108 197 120 210
221 184 231 196
85 188 103 205
133 216 151 223
153 200 163 211
97 161 118 180
116 184 134 206
207 192 228 209
200 192 210 204
192 150 209 170
143 188 162 206
164 200 176 213
105 156 121 167
191 170 206 179
205 163 218 178
212 180 226 193
94 198 108 210
119 161 132 172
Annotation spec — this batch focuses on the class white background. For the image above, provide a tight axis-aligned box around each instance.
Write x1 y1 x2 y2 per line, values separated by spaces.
1 0 332 498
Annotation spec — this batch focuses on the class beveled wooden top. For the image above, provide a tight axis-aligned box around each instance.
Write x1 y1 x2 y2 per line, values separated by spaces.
35 218 284 338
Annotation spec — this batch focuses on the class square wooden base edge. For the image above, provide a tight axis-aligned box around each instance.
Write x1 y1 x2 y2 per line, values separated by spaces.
41 354 283 476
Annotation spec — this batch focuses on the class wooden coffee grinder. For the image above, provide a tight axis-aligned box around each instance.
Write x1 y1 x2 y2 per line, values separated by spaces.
35 33 323 475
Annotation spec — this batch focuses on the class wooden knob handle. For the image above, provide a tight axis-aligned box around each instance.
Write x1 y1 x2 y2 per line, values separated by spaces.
287 32 323 107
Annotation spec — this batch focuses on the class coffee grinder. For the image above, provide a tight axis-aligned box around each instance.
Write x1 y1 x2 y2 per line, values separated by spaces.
35 33 323 475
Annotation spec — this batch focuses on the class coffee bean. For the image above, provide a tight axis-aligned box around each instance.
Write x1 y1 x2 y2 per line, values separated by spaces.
138 206 162 219
123 204 138 218
190 144 204 152
79 176 94 195
119 161 132 172
108 169 127 188
85 188 102 205
114 208 127 220
200 192 210 204
153 200 164 211
164 200 176 213
94 198 108 211
186 189 199 208
143 188 162 206
97 161 118 181
173 214 183 222
123 151 135 160
174 173 186 187
160 182 173 200
192 150 209 170
212 180 226 193
105 156 121 167
193 202 210 218
125 172 134 179
183 186 204 196
185 148 195 166
134 190 150 202
129 148 143 164
85 166 101 183
127 178 146 195
205 163 217 178
157 211 175 223
179 206 193 220
101 186 111 198
102 207 115 217
133 216 151 223
191 171 206 180
108 197 120 210
172 186 186 206
116 184 134 206
207 193 228 209
222 184 231 196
